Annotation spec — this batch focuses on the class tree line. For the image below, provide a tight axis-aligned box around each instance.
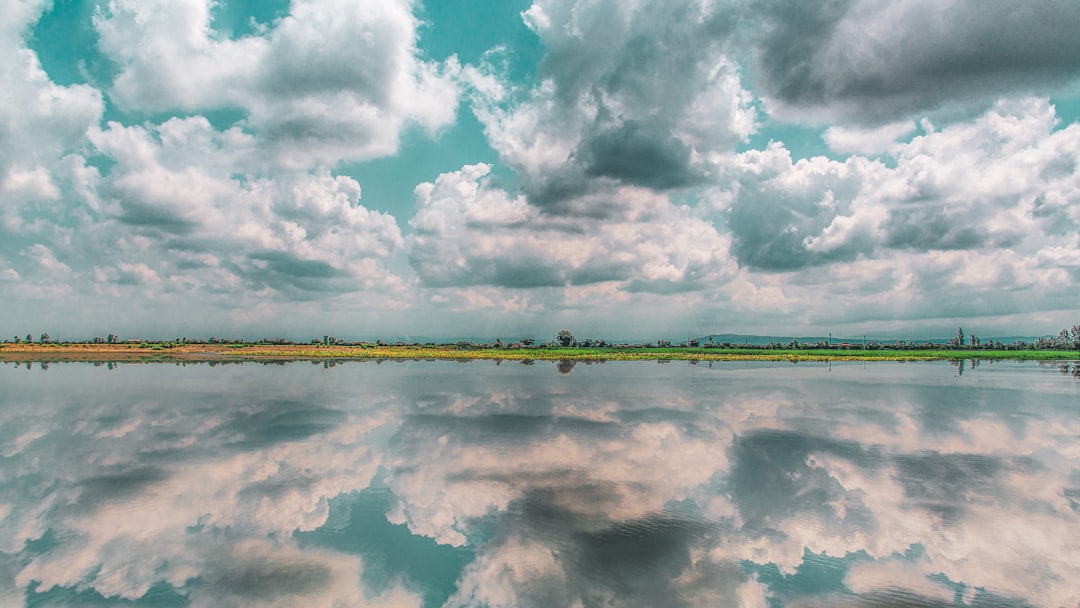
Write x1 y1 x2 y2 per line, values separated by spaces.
5 325 1079 353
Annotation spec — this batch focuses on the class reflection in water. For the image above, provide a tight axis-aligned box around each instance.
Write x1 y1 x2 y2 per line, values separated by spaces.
0 360 1078 607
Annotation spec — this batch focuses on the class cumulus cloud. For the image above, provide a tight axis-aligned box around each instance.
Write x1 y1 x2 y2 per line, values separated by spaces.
468 0 756 209
408 163 735 294
0 0 103 279
3 0 1080 338
95 0 459 168
712 99 1080 291
79 117 406 299
400 93 1080 329
822 121 917 155
0 3 103 175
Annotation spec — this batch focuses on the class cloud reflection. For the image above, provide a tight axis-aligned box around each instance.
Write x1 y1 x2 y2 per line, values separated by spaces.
0 360 1077 606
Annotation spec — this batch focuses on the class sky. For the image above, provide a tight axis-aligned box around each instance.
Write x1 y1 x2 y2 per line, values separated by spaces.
2 0 1080 341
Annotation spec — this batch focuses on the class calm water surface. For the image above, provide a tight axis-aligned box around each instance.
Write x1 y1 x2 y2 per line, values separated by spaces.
1 359 1078 607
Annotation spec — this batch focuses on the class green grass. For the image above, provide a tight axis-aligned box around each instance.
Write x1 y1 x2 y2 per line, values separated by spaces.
236 345 1078 362
2 342 1076 363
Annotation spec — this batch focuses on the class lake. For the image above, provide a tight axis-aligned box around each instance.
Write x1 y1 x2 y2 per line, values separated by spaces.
1 359 1078 607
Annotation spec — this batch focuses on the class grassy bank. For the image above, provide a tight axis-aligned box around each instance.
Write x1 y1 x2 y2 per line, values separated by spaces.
0 342 1076 363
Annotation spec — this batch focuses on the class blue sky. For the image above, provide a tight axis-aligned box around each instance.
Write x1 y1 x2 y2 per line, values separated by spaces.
3 0 1080 341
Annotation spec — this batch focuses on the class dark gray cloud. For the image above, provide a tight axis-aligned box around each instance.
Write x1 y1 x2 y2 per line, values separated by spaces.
577 121 700 190
116 198 198 234
753 0 1080 123
74 466 171 511
884 205 1000 251
725 178 867 271
234 251 357 296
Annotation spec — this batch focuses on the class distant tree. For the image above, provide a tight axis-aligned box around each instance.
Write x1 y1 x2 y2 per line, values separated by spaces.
657 339 671 347
40 332 49 344
688 338 699 347
1057 328 1071 349
26 334 32 343
1071 324 1080 355
556 329 575 347
522 337 535 346
956 327 964 349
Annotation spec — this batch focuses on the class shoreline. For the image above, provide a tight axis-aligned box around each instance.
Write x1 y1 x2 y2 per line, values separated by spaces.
1 343 1076 363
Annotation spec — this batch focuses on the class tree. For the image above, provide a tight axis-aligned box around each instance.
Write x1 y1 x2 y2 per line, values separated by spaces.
956 327 964 349
1071 324 1080 355
521 337 535 346
556 329 575 347
40 332 49 344
26 334 32 343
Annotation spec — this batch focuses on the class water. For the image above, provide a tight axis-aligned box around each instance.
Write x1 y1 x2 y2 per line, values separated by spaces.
0 359 1078 607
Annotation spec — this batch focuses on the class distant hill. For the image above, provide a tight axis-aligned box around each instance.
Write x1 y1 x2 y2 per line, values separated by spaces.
694 334 1049 346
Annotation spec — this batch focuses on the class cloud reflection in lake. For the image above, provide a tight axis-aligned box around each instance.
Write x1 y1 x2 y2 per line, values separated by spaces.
0 359 1077 607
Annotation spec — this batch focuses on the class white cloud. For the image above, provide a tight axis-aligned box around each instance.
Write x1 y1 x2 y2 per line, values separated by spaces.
83 117 405 299
0 167 61 200
0 0 103 262
95 0 459 168
408 163 735 295
823 120 918 155
694 97 1080 330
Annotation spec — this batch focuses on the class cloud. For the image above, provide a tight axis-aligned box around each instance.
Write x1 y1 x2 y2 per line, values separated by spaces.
752 0 1080 124
401 95 1080 330
407 163 735 294
0 0 103 269
468 0 756 210
823 121 918 155
81 117 405 298
95 0 459 168
714 98 1080 277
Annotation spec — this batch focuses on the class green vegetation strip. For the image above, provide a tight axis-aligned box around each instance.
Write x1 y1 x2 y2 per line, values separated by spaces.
229 346 1078 362
1 344 1076 362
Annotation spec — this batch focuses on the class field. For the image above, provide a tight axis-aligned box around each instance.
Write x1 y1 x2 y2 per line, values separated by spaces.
1 342 1076 363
